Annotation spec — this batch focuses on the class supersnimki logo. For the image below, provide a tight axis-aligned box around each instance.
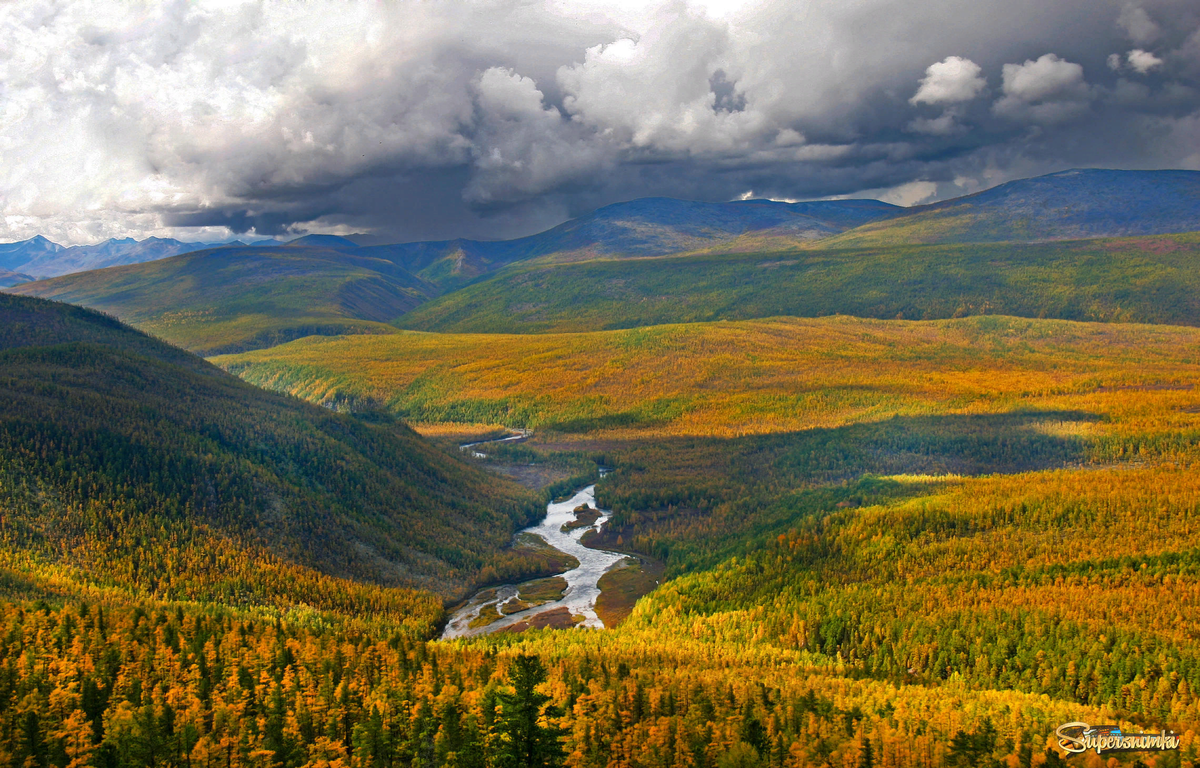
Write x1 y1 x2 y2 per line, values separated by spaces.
1055 722 1180 755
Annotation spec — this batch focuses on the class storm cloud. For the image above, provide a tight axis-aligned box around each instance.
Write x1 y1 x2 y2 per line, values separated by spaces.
2 0 1200 244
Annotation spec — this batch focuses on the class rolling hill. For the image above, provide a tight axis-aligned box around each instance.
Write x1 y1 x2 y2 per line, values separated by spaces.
7 244 435 354
396 232 1200 333
0 292 542 607
10 169 1200 354
4 198 905 349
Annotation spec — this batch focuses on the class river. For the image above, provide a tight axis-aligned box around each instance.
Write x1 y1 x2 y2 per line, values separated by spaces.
441 435 626 639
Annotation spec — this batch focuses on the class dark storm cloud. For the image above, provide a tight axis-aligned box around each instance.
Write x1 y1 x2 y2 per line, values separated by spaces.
3 0 1199 244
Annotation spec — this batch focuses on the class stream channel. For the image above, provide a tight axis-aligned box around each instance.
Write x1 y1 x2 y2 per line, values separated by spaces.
440 434 626 639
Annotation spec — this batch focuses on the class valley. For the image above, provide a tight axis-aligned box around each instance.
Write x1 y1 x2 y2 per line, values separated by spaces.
2 169 1200 767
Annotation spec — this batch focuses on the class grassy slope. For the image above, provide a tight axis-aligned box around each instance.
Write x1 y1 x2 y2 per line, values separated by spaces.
395 232 1200 334
0 293 541 610
7 245 434 355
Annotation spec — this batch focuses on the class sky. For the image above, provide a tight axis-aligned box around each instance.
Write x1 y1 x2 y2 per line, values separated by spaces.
2 0 1199 245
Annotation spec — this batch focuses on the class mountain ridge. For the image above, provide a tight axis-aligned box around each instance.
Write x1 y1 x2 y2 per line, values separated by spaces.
822 168 1200 247
8 168 1200 351
7 245 437 355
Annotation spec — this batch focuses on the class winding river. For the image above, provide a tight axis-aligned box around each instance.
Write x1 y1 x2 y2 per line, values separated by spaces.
441 435 626 639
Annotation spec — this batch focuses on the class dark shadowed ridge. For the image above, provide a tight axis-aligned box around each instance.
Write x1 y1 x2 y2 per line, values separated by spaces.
0 268 33 288
360 197 904 290
285 233 363 249
826 169 1200 247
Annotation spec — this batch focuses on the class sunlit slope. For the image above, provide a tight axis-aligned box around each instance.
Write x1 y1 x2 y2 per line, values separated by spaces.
8 244 433 354
0 294 539 608
572 367 1200 736
394 232 1200 333
219 313 1200 749
821 168 1200 248
215 314 1200 438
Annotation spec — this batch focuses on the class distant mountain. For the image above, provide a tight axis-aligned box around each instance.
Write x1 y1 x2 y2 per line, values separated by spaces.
0 292 538 602
11 169 1200 351
15 236 236 277
6 199 906 348
0 235 63 272
363 197 903 290
285 233 363 249
0 268 33 288
825 168 1200 247
10 244 436 355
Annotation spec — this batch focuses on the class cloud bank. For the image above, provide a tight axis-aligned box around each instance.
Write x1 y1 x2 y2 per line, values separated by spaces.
2 0 1199 244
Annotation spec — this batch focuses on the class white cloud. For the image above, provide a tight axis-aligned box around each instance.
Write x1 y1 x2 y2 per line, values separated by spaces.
0 0 1198 244
910 56 986 105
999 54 1088 102
1127 48 1163 74
993 53 1091 123
879 180 938 206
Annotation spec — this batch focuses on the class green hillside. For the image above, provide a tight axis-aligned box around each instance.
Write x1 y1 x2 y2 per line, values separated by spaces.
397 232 1200 333
7 245 432 355
0 293 543 610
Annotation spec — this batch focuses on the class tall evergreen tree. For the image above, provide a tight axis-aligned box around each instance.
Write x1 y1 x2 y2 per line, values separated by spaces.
494 655 565 768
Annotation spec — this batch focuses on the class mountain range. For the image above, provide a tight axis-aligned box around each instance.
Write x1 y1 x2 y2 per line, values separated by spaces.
0 233 290 280
9 168 1200 351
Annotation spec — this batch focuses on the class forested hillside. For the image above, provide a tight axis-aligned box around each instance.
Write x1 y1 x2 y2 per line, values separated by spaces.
205 306 1200 766
396 232 1200 334
0 293 543 605
215 314 1200 437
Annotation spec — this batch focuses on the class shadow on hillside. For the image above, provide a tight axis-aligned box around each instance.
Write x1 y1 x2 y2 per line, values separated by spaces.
545 409 1103 482
570 410 1105 572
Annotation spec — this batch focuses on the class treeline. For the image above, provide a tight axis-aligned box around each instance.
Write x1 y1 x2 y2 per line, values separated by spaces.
0 595 1129 768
